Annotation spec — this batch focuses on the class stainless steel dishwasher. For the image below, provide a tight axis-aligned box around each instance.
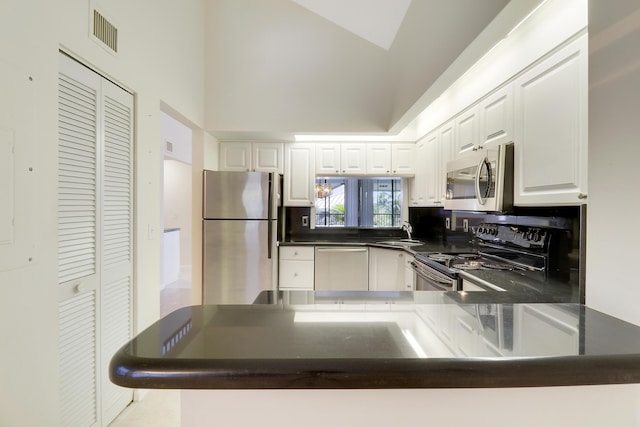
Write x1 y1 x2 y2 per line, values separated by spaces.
314 247 369 291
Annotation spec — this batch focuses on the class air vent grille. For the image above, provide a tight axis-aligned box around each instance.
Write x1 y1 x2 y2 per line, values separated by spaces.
92 10 118 53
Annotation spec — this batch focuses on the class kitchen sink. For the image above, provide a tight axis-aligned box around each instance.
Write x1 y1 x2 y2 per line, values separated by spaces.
376 239 423 247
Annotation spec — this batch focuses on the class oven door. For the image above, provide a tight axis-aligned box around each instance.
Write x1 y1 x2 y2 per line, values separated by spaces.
411 261 458 291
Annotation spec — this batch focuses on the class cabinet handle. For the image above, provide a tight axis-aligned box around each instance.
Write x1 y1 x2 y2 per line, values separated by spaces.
578 193 588 200
335 170 339 173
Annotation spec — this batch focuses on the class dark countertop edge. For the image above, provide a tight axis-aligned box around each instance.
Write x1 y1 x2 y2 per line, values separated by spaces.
110 353 640 390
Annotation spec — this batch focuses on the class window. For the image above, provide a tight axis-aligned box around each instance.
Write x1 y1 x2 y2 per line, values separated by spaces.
315 177 402 227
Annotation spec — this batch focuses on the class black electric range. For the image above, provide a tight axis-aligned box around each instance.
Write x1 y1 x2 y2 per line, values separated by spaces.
412 222 571 290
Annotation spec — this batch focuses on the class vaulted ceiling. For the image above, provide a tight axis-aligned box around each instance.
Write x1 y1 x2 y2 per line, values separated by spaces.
204 0 512 141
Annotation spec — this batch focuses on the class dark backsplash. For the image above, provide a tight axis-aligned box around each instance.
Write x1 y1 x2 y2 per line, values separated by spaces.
284 205 583 265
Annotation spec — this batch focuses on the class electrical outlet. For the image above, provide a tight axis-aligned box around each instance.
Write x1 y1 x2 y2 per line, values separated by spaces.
445 217 451 230
302 215 309 227
463 219 469 233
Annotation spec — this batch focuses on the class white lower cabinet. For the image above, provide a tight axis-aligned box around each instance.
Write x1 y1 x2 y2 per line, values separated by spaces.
278 246 315 290
368 247 413 291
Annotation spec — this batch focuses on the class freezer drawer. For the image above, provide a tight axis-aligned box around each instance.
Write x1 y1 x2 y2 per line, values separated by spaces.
314 247 368 291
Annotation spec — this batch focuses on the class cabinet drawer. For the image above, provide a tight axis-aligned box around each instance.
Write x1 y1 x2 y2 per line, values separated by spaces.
279 260 314 289
279 246 314 261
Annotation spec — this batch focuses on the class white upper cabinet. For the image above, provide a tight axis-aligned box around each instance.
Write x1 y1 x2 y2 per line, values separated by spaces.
316 142 414 176
409 139 428 207
284 143 315 206
436 120 455 205
412 126 451 207
391 143 415 175
220 142 283 173
340 143 367 174
220 142 251 171
315 143 341 175
480 83 514 149
513 34 588 206
424 132 440 206
253 143 284 173
455 104 480 157
366 143 391 175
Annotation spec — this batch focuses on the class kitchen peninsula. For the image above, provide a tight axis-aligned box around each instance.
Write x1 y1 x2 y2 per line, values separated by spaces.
111 291 640 426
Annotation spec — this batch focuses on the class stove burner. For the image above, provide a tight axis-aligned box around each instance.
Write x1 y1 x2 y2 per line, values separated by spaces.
428 253 456 262
458 254 479 260
452 261 484 270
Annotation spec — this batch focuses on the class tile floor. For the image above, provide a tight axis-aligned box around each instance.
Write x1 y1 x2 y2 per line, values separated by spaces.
108 390 180 427
110 276 192 426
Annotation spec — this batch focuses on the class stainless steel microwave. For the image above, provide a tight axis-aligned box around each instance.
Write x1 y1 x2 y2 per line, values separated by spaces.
444 143 514 212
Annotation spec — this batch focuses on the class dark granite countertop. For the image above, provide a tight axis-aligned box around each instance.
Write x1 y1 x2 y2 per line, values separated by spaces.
279 238 578 303
110 291 640 390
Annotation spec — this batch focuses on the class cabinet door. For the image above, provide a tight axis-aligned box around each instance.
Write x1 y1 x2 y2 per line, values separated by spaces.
455 104 480 156
368 247 405 291
403 256 415 291
424 134 440 206
252 142 283 173
391 143 415 175
480 83 514 148
409 139 428 206
284 144 315 206
220 142 252 171
438 121 456 204
513 35 588 206
340 143 366 174
366 143 391 175
315 143 341 175
279 260 314 289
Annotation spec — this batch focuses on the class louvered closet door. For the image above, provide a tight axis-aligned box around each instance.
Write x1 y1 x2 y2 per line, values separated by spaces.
58 52 134 427
99 77 134 426
58 53 101 427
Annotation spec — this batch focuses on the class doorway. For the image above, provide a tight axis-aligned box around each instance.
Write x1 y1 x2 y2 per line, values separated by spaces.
160 110 193 317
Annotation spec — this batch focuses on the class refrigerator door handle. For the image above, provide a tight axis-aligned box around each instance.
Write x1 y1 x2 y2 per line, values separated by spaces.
267 220 273 259
267 173 273 221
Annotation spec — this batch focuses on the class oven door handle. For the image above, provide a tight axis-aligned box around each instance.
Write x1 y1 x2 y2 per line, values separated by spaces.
411 262 454 286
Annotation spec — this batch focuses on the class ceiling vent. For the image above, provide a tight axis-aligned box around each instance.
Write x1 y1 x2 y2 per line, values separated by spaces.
91 9 118 54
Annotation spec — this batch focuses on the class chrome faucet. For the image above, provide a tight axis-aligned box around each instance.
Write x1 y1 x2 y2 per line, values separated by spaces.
402 221 413 240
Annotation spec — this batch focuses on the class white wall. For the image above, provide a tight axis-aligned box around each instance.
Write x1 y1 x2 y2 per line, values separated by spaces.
586 1 640 325
0 0 205 425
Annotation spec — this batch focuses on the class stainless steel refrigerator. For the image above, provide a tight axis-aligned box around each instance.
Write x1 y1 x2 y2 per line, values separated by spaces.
202 170 279 304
